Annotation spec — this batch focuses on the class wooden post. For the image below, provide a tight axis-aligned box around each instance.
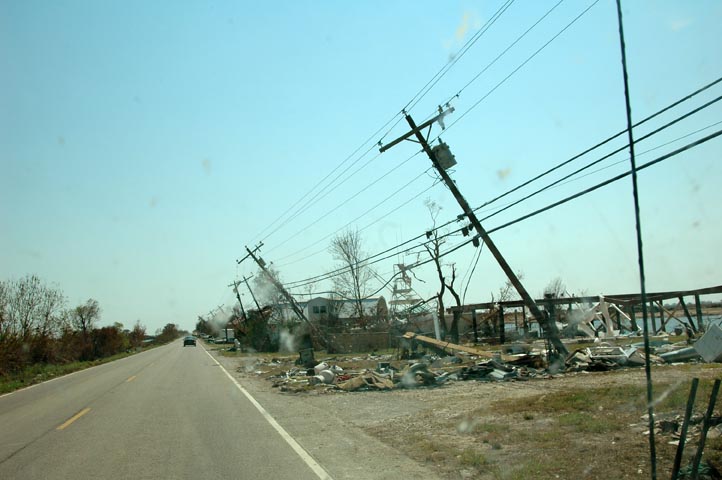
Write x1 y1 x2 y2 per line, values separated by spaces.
472 309 478 345
498 305 505 344
451 310 460 344
680 296 698 333
629 304 639 332
650 301 657 334
656 302 666 333
695 294 705 331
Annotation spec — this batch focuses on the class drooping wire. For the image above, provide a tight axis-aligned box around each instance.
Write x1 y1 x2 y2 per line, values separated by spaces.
265 150 424 256
284 127 722 292
249 111 405 245
462 241 484 305
271 168 435 262
277 177 443 268
266 77 722 292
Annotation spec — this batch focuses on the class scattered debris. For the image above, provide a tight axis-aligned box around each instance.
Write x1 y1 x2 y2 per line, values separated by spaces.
694 324 722 363
234 328 721 394
338 370 394 391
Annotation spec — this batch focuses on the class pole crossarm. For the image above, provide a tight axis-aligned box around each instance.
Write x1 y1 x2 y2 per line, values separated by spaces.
379 106 454 153
236 242 263 265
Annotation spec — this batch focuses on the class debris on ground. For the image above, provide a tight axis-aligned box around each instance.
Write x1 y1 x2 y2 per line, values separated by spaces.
232 329 720 394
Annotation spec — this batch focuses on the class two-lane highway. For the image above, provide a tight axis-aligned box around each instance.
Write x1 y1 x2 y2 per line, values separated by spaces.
0 341 330 479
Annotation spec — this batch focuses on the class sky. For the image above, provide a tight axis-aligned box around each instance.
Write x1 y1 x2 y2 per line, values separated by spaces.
2 0 721 334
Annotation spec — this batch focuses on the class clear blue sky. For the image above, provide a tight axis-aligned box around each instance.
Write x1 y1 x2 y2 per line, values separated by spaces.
2 0 721 334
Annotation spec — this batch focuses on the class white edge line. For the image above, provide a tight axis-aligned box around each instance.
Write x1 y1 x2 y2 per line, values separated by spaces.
203 348 333 480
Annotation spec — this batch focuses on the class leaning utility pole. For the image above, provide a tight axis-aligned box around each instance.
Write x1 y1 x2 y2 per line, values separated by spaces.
241 275 262 311
380 106 568 357
243 245 333 351
228 280 248 320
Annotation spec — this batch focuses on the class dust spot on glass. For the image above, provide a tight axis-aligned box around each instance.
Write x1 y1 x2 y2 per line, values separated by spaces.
497 168 511 181
57 136 65 146
149 196 159 208
202 158 212 175
692 220 700 228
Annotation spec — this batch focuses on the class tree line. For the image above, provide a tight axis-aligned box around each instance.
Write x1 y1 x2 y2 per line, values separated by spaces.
0 275 174 378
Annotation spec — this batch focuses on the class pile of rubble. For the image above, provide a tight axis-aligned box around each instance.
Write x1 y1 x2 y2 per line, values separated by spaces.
233 326 722 394
245 353 550 394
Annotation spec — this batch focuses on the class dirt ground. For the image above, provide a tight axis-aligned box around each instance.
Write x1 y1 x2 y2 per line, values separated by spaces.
212 345 722 480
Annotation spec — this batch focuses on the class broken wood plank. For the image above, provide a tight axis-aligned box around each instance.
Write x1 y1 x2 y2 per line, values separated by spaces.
403 332 518 362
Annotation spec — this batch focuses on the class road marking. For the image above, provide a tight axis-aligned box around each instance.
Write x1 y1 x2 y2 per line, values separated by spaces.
126 375 137 382
203 348 333 480
57 408 91 430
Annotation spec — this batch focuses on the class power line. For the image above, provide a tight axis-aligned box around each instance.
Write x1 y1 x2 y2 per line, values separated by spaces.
441 0 601 134
489 128 722 233
261 76 722 293
463 77 722 216
446 0 566 105
476 94 722 224
277 176 442 269
248 1 514 247
248 1 521 249
282 124 721 292
249 112 404 245
265 150 424 256
403 0 517 113
271 168 435 263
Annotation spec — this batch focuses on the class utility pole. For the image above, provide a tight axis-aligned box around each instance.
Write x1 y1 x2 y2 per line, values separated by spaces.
380 106 568 358
228 280 247 320
244 245 333 351
241 275 262 311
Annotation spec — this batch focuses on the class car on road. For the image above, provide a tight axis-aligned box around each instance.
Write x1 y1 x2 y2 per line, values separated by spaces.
183 336 196 347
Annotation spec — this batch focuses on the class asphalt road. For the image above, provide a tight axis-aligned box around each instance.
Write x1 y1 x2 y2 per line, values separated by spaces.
0 341 330 480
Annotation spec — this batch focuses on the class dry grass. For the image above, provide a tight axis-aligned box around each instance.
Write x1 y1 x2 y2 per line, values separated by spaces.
362 364 722 479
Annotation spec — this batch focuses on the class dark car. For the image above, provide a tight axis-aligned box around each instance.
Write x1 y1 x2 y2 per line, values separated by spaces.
183 336 196 347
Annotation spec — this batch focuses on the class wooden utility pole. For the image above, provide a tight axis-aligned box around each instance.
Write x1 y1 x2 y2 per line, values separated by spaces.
240 275 262 311
380 107 568 357
244 245 333 351
228 280 247 320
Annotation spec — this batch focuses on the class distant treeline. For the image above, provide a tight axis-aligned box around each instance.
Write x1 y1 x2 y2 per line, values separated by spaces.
0 275 179 377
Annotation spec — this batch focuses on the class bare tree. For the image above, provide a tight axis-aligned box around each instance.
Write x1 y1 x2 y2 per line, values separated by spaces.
10 275 44 339
69 299 100 335
37 284 66 338
329 229 375 325
543 277 567 298
129 320 146 348
423 199 462 342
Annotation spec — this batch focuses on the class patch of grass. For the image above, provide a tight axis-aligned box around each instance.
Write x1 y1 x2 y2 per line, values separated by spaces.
652 378 722 417
491 383 647 416
459 448 488 468
0 350 138 395
496 458 563 480
557 412 615 433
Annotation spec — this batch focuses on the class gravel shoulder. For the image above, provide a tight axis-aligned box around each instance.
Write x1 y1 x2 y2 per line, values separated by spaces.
211 347 444 480
210 346 722 480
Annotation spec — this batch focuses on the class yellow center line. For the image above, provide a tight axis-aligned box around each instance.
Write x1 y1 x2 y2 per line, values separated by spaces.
126 375 137 382
57 407 91 430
